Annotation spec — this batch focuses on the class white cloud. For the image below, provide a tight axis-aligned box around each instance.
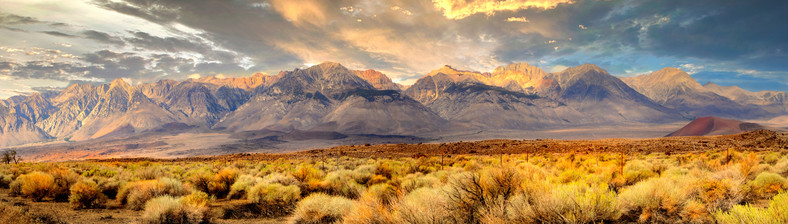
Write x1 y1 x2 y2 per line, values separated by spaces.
680 63 704 74
188 73 201 79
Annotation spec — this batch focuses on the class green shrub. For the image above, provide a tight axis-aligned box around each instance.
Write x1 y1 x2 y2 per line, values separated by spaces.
118 178 188 210
289 193 354 224
10 171 55 201
69 179 106 209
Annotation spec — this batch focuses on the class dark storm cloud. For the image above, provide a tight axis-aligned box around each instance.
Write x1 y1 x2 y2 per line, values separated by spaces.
125 31 209 53
42 31 76 37
2 0 786 93
82 30 125 46
0 13 40 25
91 0 180 24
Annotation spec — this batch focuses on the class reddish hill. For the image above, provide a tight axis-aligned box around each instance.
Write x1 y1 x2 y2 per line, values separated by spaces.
667 116 765 137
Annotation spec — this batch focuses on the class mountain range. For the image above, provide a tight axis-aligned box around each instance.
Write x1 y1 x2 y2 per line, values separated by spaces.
1 62 785 147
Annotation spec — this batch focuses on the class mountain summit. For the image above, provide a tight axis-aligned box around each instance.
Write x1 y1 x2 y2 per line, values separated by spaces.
623 68 769 118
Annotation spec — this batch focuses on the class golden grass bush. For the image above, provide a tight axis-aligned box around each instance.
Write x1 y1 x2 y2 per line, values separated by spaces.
248 183 301 217
0 173 12 188
444 168 525 223
397 187 453 224
227 174 261 199
48 168 80 201
0 202 35 224
249 183 301 203
292 165 324 183
69 179 106 209
366 183 400 206
692 167 745 213
623 159 657 185
10 171 55 201
141 194 211 224
118 177 189 210
400 173 441 193
714 191 788 223
187 171 213 194
208 168 238 198
749 171 787 199
618 175 697 223
289 193 354 224
343 191 398 224
490 181 619 224
317 169 366 199
261 172 300 186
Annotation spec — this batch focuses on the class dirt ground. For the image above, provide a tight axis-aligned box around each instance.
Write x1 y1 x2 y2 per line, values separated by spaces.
0 189 286 224
90 130 788 164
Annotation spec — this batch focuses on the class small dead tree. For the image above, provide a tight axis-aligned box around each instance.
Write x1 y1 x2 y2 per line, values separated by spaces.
2 150 19 164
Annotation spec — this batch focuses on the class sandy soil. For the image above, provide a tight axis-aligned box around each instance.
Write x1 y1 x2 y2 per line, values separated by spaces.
0 189 286 224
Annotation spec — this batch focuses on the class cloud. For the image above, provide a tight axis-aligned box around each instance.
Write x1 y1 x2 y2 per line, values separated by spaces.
433 0 575 20
82 30 125 46
188 73 200 79
679 63 704 74
578 24 587 29
0 13 40 25
42 31 76 37
506 17 529 22
269 0 328 26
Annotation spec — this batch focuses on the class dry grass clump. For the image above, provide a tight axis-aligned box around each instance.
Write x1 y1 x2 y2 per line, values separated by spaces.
292 165 323 183
118 177 189 210
343 191 398 224
289 193 354 224
315 170 366 199
141 192 211 224
188 171 213 194
262 172 300 186
397 187 453 223
0 202 36 224
623 160 657 185
444 168 524 223
209 168 238 198
248 183 301 217
227 174 261 199
714 191 788 223
0 173 12 188
10 171 55 201
488 181 619 224
48 168 80 201
618 175 696 223
749 171 787 199
69 179 106 209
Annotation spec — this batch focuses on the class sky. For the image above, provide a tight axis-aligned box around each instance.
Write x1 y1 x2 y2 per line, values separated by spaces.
0 0 787 99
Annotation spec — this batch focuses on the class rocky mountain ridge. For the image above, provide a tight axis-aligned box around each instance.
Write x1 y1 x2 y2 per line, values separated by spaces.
0 62 785 147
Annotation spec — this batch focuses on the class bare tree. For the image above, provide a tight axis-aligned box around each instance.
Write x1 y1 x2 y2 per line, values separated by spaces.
2 150 20 164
